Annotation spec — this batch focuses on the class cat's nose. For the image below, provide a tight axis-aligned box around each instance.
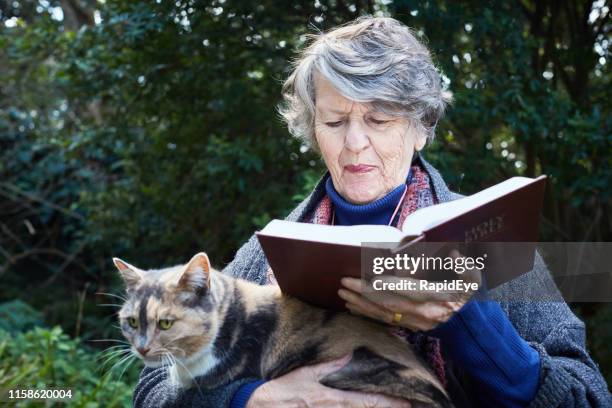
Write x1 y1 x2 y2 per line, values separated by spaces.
137 347 151 356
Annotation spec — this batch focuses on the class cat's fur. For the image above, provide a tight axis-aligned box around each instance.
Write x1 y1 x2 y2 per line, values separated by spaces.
114 252 452 407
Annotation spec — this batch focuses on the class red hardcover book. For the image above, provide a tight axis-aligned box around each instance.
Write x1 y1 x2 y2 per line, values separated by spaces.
256 175 547 310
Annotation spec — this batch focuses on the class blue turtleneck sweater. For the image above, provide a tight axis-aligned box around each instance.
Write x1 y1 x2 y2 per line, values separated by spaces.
231 173 540 408
324 170 412 226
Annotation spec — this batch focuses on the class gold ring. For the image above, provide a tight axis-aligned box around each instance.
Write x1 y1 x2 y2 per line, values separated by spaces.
392 312 402 324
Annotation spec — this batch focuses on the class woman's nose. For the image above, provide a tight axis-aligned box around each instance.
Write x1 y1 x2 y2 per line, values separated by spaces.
344 120 370 153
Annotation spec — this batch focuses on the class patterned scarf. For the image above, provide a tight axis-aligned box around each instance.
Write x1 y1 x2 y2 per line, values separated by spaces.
309 164 447 387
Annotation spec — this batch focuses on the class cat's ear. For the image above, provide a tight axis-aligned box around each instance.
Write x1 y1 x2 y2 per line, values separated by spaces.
177 252 212 294
113 258 143 289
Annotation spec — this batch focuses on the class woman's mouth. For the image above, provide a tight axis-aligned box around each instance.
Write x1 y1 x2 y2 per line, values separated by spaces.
344 164 375 174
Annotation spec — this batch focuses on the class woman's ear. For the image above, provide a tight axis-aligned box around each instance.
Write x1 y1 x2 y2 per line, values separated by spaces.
415 133 427 151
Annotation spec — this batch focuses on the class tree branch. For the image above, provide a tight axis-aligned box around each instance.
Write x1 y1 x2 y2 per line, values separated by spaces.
0 183 85 222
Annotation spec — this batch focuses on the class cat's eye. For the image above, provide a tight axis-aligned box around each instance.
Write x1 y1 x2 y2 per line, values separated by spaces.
158 319 173 330
127 317 138 328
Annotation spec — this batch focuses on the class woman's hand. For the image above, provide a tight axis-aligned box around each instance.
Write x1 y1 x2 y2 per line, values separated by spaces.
246 354 411 408
338 250 481 331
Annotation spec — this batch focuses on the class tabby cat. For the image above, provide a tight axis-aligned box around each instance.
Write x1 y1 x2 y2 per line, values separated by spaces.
113 252 452 407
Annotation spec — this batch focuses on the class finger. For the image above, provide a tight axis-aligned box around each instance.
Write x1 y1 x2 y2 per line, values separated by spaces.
369 276 461 302
340 277 363 294
376 291 425 313
340 287 460 330
341 287 408 312
337 288 362 305
326 388 412 408
341 284 426 315
346 299 434 331
340 288 439 327
345 300 390 324
355 284 460 323
391 298 458 322
340 289 394 323
307 354 352 380
350 291 461 330
339 289 391 318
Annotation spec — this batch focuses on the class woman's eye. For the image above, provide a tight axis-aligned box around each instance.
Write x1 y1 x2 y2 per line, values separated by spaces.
325 121 343 128
127 317 138 329
158 319 173 330
369 118 389 125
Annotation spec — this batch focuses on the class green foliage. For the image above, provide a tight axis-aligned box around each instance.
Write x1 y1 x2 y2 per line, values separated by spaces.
0 300 43 333
390 0 610 240
0 326 139 407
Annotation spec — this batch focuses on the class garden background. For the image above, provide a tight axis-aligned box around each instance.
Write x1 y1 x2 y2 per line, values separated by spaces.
0 0 610 405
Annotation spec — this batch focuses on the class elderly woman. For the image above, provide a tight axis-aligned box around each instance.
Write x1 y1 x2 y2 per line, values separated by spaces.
134 16 610 408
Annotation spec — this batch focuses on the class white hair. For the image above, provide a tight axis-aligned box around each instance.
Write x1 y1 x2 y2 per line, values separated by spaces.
277 15 452 150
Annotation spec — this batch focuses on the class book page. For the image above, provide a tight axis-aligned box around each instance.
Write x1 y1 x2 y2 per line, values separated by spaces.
401 177 537 236
258 219 404 246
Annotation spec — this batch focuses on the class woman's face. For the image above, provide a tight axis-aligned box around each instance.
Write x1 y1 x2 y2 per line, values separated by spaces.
314 74 426 204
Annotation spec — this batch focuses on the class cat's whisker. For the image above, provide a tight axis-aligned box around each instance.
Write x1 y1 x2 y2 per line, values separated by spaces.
160 354 167 373
98 350 131 366
102 350 137 383
164 345 187 359
161 339 182 351
98 345 130 357
170 353 206 399
99 348 132 369
105 355 130 375
89 338 131 345
160 341 189 358
117 354 137 382
100 354 130 371
96 292 127 302
100 344 128 350
161 351 179 386
164 352 176 370
158 349 176 365
162 336 183 347
97 303 123 308
99 346 131 357
164 355 174 378
165 352 182 387
107 352 136 376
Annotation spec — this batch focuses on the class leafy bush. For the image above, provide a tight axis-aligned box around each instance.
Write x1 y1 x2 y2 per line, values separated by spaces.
0 326 140 407
0 300 44 333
